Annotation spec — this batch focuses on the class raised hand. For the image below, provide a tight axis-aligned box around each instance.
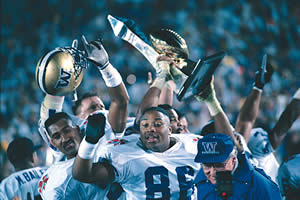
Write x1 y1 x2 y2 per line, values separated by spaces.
254 54 274 89
81 35 109 69
85 113 106 144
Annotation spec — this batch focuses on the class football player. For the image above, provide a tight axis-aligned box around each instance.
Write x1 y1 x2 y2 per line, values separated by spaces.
73 106 202 199
37 35 130 161
234 57 299 183
71 54 236 199
0 138 47 200
38 112 124 199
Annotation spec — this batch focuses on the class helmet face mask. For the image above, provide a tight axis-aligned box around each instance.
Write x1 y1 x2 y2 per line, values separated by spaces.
36 47 88 96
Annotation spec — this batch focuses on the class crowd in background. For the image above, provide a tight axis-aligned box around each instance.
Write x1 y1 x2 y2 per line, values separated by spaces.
0 0 299 180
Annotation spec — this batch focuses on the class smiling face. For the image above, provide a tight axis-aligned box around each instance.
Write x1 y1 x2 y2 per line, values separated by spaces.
202 156 237 184
165 108 184 134
139 110 172 152
77 96 105 119
48 118 82 159
180 116 190 133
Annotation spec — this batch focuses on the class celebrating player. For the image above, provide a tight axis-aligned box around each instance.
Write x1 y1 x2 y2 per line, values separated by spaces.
37 35 130 160
71 51 238 199
0 138 47 200
38 112 124 199
73 106 202 199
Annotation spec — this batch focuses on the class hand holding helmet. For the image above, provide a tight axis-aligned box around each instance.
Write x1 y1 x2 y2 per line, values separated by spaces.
35 39 87 96
81 35 110 70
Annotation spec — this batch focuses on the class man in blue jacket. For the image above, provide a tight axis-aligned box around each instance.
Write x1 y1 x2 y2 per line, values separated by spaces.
194 133 282 200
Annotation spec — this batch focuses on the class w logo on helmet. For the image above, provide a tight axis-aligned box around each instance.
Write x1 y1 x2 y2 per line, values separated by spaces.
55 68 71 88
201 142 218 154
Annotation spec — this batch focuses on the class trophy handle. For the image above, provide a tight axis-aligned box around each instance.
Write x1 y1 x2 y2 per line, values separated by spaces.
177 51 226 101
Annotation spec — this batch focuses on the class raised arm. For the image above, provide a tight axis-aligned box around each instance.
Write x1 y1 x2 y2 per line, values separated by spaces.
235 89 262 143
235 60 273 143
136 56 172 122
147 71 176 106
195 77 242 151
269 89 300 149
72 113 115 188
81 35 129 133
39 94 65 158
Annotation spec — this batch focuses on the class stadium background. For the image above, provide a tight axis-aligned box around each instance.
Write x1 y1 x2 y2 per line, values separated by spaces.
0 0 299 180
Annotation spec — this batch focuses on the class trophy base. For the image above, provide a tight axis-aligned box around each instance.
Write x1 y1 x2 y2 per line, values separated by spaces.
177 51 226 101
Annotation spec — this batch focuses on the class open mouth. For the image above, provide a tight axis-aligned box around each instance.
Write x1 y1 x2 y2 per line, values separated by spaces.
176 127 184 133
63 141 75 150
145 134 159 143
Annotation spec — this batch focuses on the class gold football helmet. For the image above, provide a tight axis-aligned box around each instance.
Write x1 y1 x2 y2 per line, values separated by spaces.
35 46 88 96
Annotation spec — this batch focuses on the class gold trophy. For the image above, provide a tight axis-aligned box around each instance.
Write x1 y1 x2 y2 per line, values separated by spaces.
108 15 225 101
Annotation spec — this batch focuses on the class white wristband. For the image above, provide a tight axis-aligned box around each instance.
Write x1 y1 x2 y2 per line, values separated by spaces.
99 63 122 87
43 95 64 109
77 138 97 159
293 88 300 100
206 99 223 116
40 95 64 121
253 86 263 92
150 78 166 90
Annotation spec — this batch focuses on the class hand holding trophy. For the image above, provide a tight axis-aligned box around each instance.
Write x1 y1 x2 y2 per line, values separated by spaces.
107 15 225 101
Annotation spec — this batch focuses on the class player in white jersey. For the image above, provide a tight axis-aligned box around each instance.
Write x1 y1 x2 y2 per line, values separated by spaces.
37 35 130 160
73 107 202 199
38 112 125 199
38 158 110 199
72 80 236 199
0 137 48 200
231 62 298 184
247 128 279 182
237 87 299 183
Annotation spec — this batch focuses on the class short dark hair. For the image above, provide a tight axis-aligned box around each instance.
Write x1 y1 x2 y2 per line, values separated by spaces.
7 137 35 166
158 104 173 112
199 120 215 136
72 92 98 115
174 108 185 119
141 106 170 120
44 112 72 135
137 107 171 129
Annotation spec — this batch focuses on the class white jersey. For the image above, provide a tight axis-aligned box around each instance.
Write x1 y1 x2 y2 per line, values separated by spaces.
39 96 135 161
0 166 47 200
38 158 113 199
247 128 279 183
97 134 202 200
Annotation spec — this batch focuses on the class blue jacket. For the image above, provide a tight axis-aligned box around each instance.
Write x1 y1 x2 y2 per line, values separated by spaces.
194 153 282 200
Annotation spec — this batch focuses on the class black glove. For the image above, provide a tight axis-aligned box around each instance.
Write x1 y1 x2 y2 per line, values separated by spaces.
85 113 106 144
81 35 110 69
254 55 274 89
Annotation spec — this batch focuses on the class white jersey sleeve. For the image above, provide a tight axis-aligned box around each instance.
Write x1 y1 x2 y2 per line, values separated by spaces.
248 128 279 183
0 166 48 200
39 95 65 159
39 158 111 200
97 134 202 200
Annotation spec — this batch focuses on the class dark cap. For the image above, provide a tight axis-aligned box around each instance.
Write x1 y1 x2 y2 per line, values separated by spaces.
194 133 234 163
7 137 36 164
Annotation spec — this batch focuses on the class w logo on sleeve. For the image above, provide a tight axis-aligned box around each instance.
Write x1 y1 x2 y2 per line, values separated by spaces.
55 68 71 88
201 142 218 154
